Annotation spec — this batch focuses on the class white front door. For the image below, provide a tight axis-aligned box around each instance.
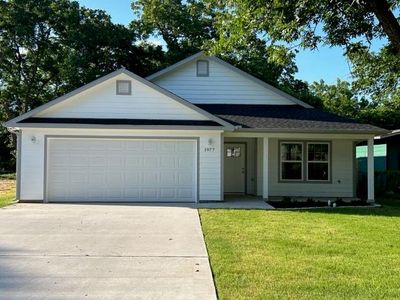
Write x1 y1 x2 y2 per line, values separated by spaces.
46 138 197 202
224 143 246 193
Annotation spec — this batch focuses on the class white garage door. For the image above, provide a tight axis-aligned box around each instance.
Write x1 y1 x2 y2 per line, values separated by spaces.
46 138 197 202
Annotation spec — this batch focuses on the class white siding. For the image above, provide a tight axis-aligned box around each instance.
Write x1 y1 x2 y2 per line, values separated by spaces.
199 132 222 201
153 59 295 105
19 128 222 202
267 138 354 198
36 74 208 120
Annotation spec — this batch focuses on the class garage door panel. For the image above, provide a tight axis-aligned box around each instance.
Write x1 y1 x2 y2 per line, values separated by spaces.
160 172 176 185
143 157 159 168
160 156 176 168
47 138 196 202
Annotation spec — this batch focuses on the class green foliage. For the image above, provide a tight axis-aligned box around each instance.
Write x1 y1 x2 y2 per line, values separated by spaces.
1 0 400 173
205 0 400 129
131 0 321 108
0 0 163 171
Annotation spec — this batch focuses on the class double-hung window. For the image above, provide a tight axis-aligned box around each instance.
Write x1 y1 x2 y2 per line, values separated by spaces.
280 141 330 182
307 142 330 181
280 142 303 181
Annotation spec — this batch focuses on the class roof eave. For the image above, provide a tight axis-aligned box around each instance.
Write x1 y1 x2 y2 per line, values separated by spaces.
236 127 389 135
6 122 232 131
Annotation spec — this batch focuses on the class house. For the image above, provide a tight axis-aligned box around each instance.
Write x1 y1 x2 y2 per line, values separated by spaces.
5 52 387 203
375 130 400 172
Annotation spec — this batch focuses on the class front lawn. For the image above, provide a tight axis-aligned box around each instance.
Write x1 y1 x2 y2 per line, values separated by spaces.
0 173 16 208
200 199 400 299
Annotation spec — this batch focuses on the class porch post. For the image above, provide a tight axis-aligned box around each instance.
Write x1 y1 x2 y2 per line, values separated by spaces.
367 137 375 203
262 137 269 199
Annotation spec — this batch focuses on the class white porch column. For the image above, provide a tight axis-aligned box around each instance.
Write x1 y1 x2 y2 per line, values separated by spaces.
262 137 269 199
367 137 375 202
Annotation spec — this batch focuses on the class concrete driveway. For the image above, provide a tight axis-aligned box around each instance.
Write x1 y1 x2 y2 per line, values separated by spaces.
0 203 216 300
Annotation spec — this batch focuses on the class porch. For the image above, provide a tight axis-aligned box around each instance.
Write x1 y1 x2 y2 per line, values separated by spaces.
221 133 376 203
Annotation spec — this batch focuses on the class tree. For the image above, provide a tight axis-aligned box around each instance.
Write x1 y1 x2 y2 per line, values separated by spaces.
205 0 400 128
131 0 317 100
311 79 400 130
311 80 366 119
0 0 163 171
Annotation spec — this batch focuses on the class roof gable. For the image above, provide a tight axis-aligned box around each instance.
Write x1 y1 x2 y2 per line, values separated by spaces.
5 68 233 129
147 52 312 108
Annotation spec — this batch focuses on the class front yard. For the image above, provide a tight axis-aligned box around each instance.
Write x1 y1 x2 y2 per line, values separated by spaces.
0 173 16 208
200 200 400 299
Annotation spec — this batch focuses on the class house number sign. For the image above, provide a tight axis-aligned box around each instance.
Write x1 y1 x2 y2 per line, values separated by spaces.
204 147 216 152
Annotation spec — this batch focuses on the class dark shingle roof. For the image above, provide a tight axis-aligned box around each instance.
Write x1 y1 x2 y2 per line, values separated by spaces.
196 104 386 133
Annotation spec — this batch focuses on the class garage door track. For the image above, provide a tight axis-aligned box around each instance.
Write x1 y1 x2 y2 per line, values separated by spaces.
0 203 216 299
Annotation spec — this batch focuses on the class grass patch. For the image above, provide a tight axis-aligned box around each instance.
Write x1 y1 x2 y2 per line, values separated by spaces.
0 173 16 180
0 174 16 208
200 199 400 299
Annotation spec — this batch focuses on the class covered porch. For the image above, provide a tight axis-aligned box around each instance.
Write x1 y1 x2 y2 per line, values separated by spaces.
221 132 376 203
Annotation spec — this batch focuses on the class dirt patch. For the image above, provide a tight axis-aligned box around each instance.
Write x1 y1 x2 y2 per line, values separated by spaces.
0 180 15 194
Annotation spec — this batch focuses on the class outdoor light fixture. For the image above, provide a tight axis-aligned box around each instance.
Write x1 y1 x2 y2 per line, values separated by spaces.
30 136 37 144
208 138 213 146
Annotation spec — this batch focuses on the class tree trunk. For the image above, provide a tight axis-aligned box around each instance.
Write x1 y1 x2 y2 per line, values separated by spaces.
364 0 400 53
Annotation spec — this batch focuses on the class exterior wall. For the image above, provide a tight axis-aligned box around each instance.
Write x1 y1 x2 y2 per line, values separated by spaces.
267 138 355 198
36 73 208 120
153 59 295 105
19 128 222 202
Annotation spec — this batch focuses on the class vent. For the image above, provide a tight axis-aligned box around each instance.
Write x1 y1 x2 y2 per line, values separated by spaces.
196 60 209 77
116 80 131 95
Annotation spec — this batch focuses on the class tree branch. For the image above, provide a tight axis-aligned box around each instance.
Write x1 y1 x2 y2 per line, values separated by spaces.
363 0 400 53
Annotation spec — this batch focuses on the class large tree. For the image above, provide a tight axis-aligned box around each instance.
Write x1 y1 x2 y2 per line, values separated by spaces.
130 0 321 107
205 0 400 120
0 0 163 171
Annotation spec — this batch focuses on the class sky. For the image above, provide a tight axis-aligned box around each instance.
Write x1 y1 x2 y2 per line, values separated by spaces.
77 0 382 85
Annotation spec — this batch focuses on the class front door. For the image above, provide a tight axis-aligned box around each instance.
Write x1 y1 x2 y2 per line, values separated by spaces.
224 143 246 193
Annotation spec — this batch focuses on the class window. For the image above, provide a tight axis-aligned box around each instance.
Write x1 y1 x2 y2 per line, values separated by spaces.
226 147 241 158
280 142 303 180
116 80 131 95
196 60 209 77
279 141 331 182
307 142 330 181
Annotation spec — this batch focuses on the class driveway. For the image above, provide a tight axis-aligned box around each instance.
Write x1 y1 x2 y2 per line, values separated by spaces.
0 203 216 300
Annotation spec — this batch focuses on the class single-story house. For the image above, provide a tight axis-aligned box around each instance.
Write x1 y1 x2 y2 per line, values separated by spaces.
5 52 387 203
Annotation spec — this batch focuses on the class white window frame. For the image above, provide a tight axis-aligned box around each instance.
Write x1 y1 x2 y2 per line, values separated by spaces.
306 142 330 182
279 142 304 181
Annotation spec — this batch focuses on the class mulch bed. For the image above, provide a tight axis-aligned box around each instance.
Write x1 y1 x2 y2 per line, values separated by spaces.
268 200 371 209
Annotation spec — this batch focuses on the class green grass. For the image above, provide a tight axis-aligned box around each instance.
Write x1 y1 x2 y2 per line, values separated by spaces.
200 199 400 299
0 173 16 180
0 191 15 208
0 174 16 208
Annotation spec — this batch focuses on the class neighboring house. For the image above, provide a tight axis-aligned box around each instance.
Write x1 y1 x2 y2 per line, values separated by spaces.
375 130 400 172
356 131 400 196
5 52 387 203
